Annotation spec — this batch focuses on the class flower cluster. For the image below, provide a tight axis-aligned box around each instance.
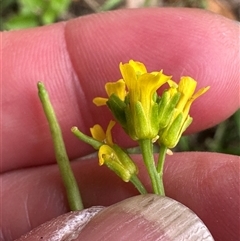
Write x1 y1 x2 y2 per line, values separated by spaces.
93 60 209 147
73 60 209 195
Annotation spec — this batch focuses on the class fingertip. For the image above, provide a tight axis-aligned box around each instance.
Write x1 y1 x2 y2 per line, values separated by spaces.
18 195 213 241
77 195 213 240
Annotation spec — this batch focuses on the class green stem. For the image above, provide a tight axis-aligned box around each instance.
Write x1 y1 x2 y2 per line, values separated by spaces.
138 139 162 195
38 82 83 211
130 175 148 194
71 126 102 150
156 145 168 196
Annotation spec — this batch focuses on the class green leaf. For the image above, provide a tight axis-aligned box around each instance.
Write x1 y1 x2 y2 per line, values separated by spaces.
50 0 70 13
100 0 123 11
19 0 45 15
4 14 39 30
42 8 57 25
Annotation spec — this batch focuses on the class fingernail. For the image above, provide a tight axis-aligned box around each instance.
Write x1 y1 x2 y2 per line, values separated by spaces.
16 206 104 241
78 194 214 240
17 195 214 241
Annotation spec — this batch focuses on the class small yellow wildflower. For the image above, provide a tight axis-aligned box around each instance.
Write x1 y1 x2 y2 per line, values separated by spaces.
98 144 138 182
90 121 138 182
158 76 210 148
93 60 172 141
120 60 171 140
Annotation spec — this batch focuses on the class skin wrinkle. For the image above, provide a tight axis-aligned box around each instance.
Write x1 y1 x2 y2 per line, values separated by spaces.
205 171 235 240
3 171 33 239
38 167 68 213
3 166 68 240
2 23 96 172
211 14 239 51
37 169 66 215
204 15 239 110
62 22 97 136
44 23 93 160
1 229 12 241
174 155 238 241
24 194 32 231
55 23 81 118
63 21 130 151
63 18 117 159
0 231 4 241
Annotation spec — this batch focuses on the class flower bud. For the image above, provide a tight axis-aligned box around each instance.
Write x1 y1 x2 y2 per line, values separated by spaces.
98 144 138 182
158 76 210 148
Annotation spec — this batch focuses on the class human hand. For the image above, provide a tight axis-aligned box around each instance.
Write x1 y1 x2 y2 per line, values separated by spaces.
2 8 239 241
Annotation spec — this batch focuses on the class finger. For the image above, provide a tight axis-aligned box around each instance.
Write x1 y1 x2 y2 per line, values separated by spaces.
3 8 239 172
17 195 213 241
65 8 239 133
71 195 214 241
1 152 239 240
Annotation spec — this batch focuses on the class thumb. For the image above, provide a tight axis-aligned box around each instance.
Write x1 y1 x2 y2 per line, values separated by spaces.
17 195 213 240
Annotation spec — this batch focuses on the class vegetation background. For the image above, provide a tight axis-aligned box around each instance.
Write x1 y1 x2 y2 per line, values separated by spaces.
2 0 239 155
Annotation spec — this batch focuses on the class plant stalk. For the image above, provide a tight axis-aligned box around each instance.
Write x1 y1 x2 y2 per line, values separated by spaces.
139 139 162 195
38 82 83 211
157 145 168 196
130 175 148 194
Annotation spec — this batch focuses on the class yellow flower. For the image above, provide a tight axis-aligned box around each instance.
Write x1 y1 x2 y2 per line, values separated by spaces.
119 60 169 116
90 120 115 146
98 144 138 182
158 76 210 148
93 60 213 142
93 60 172 140
120 60 171 140
176 76 210 118
93 79 126 106
90 120 138 182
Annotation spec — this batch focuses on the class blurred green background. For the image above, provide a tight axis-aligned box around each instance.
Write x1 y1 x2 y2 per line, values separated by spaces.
2 0 239 155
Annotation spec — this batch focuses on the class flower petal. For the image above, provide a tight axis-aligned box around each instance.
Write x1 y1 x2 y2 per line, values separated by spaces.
90 124 106 142
192 86 210 101
129 60 147 75
98 145 114 165
137 72 170 112
119 62 137 90
176 76 197 111
105 120 116 146
182 86 210 118
93 97 108 106
105 79 126 101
